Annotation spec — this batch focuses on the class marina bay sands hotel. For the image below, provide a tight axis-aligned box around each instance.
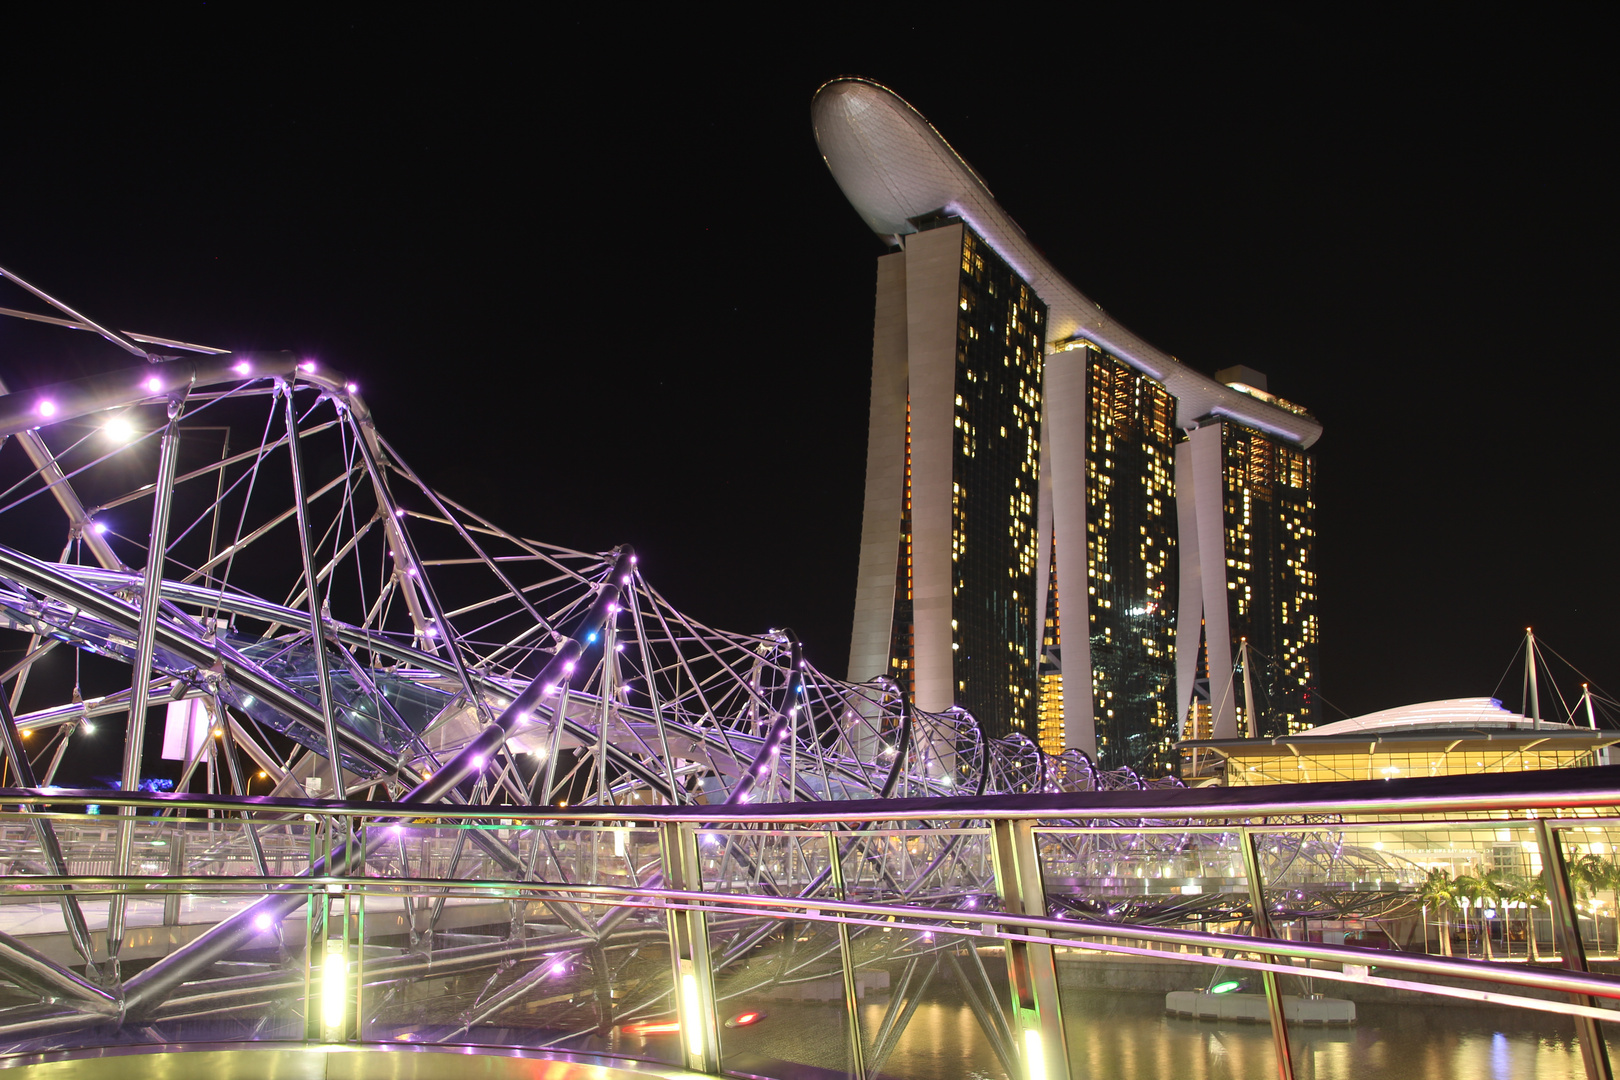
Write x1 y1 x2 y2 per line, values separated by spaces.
815 79 1323 775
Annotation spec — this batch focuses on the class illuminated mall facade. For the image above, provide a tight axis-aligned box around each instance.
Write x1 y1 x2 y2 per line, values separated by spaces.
814 79 1323 775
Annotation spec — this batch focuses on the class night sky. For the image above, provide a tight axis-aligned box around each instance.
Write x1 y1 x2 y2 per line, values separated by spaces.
4 13 1614 726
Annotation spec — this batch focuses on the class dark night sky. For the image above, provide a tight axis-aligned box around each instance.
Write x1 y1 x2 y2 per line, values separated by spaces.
3 12 1614 724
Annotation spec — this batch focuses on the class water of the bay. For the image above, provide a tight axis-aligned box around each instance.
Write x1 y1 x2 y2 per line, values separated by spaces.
708 992 1606 1080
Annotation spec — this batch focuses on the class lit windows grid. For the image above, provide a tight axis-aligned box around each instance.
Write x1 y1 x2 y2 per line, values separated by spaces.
1221 426 1318 737
1224 745 1602 787
948 227 1045 738
1080 347 1178 774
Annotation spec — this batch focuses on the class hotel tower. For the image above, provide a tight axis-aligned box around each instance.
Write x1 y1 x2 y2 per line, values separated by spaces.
814 79 1323 774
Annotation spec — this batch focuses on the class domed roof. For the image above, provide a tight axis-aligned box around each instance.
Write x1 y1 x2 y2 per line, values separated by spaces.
1303 697 1575 737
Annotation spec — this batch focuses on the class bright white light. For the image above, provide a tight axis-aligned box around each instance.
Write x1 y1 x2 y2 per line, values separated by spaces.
1023 1028 1046 1080
232 361 251 375
92 522 108 535
253 912 274 932
299 360 317 372
681 969 704 1059
144 377 162 394
103 416 135 441
36 400 57 418
82 722 95 734
322 939 348 1033
345 382 358 393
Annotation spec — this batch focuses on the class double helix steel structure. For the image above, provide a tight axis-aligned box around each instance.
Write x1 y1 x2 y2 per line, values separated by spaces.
0 271 1436 1076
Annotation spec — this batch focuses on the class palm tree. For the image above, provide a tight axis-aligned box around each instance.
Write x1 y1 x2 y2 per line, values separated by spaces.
1585 856 1620 958
1453 869 1511 960
1454 871 1484 958
1569 853 1605 955
1416 868 1458 957
1484 868 1520 959
1520 873 1548 962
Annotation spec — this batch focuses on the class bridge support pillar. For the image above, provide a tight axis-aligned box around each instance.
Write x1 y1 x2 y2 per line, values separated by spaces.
661 822 720 1075
989 819 1070 1080
1239 829 1296 1080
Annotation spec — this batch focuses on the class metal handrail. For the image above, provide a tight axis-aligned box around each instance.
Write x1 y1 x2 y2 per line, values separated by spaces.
7 762 1620 821
5 772 1620 1080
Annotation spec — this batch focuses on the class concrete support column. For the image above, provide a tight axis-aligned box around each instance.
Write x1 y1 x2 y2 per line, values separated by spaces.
1187 424 1237 740
902 225 965 714
990 818 1070 1080
849 251 910 683
1043 350 1094 756
661 821 720 1074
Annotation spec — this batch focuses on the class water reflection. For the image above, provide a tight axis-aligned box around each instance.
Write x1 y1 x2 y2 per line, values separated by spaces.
713 992 1597 1080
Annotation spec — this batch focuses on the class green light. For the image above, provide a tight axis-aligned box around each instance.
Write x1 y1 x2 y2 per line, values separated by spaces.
1210 980 1241 994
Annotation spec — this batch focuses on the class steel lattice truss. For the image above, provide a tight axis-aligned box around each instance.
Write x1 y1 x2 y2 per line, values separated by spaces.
0 274 1415 1064
0 354 1154 810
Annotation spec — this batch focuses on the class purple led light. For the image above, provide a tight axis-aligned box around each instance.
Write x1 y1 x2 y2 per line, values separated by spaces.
394 508 406 517
425 626 438 637
232 360 251 375
472 755 485 769
345 382 358 393
253 913 274 932
145 377 162 394
563 662 575 674
36 400 57 418
92 521 108 535
299 360 317 372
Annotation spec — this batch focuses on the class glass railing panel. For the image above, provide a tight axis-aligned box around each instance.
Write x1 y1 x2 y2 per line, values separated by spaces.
839 826 994 911
1551 821 1620 964
1274 962 1595 1080
1052 943 1286 1080
356 837 681 1066
1248 818 1554 967
833 827 1008 1080
699 826 835 902
1035 824 1258 950
852 917 1012 1080
708 905 855 1080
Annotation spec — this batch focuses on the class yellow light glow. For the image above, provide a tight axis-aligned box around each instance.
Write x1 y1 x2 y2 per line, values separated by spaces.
1023 1027 1046 1080
681 969 703 1059
322 939 347 1034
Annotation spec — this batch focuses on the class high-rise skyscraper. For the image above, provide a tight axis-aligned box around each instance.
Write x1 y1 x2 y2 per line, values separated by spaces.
815 79 1323 772
848 218 1047 742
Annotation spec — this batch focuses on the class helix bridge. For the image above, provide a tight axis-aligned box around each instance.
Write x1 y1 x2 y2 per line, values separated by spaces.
0 280 1422 1066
